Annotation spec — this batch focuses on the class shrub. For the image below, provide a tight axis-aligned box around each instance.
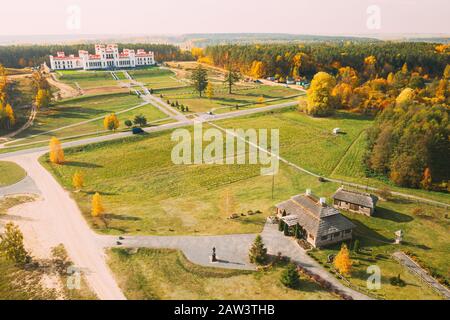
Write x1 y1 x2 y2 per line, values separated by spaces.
280 263 300 289
390 274 406 287
124 120 133 128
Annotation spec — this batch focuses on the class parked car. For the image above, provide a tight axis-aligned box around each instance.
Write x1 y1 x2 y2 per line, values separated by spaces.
132 127 144 134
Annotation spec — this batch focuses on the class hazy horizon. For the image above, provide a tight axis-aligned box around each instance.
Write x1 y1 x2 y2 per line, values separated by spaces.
2 0 449 36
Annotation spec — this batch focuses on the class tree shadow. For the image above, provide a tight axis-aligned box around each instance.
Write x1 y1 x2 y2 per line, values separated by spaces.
104 213 142 221
374 207 413 223
401 241 431 251
64 161 103 168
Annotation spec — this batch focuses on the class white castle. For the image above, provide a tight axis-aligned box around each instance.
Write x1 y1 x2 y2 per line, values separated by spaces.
49 44 155 70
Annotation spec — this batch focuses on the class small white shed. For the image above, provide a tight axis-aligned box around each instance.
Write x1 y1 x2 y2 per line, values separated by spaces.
333 128 341 135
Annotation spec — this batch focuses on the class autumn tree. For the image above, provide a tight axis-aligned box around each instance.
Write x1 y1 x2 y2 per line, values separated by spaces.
420 167 432 190
364 55 377 80
249 60 265 78
0 222 30 265
190 65 208 97
396 88 415 106
305 72 336 116
72 172 84 191
224 69 241 94
206 82 214 99
334 244 352 276
49 137 65 164
104 113 119 131
35 88 51 109
444 64 450 80
91 192 105 217
248 235 268 265
0 103 15 129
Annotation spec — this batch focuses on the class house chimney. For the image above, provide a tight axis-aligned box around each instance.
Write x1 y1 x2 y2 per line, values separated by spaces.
319 197 326 206
306 189 312 196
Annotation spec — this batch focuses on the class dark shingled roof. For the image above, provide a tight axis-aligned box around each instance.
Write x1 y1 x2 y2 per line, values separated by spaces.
277 193 355 238
332 187 378 209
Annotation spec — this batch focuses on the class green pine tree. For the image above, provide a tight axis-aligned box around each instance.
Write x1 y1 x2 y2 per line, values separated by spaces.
249 235 268 265
283 223 290 236
280 263 300 289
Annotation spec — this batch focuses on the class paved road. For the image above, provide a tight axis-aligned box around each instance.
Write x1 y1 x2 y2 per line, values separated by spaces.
97 222 372 300
261 223 371 300
393 251 450 300
0 175 41 198
98 233 257 271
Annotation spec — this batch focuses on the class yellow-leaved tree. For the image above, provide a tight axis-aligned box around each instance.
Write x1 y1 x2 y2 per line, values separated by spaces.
334 244 352 276
250 61 265 79
4 104 15 127
91 192 105 217
49 137 65 164
72 172 84 191
305 72 336 116
206 82 214 99
35 89 51 109
104 113 119 131
396 87 415 106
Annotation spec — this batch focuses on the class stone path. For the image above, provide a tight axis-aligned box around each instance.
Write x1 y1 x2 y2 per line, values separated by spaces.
393 251 450 300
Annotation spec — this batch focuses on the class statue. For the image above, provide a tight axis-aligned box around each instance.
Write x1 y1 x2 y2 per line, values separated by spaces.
211 247 217 262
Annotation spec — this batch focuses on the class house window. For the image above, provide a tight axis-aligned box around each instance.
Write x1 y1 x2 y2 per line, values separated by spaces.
344 230 352 234
321 235 328 241
333 232 341 237
350 203 359 211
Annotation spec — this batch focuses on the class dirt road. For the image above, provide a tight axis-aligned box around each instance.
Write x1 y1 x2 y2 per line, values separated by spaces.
7 152 125 300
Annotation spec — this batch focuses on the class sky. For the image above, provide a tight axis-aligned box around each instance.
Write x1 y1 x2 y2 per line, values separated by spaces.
2 0 449 36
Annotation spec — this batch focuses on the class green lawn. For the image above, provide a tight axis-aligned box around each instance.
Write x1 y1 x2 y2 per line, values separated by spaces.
308 197 449 300
158 84 302 113
5 93 142 146
107 248 338 300
0 161 26 187
57 70 118 89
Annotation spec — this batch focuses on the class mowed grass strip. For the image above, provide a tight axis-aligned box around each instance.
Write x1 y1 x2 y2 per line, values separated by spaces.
57 70 118 89
158 84 301 113
8 93 141 145
0 161 26 187
107 248 338 300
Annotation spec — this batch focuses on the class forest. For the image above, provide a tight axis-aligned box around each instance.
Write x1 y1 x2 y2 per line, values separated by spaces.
0 43 194 68
200 42 449 191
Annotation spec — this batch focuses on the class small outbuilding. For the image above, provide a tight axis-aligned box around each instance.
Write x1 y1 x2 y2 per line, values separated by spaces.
331 187 378 216
332 128 340 135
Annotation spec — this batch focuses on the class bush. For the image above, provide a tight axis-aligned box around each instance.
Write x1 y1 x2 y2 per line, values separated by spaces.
124 120 133 128
280 263 300 289
390 274 406 287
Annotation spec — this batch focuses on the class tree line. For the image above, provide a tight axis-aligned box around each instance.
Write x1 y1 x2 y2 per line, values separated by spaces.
203 42 449 80
0 44 194 68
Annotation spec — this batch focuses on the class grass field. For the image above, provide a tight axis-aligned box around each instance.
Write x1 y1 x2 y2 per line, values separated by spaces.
57 70 119 89
107 248 338 300
157 84 302 113
127 68 182 89
0 161 26 187
308 196 449 300
5 93 143 146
